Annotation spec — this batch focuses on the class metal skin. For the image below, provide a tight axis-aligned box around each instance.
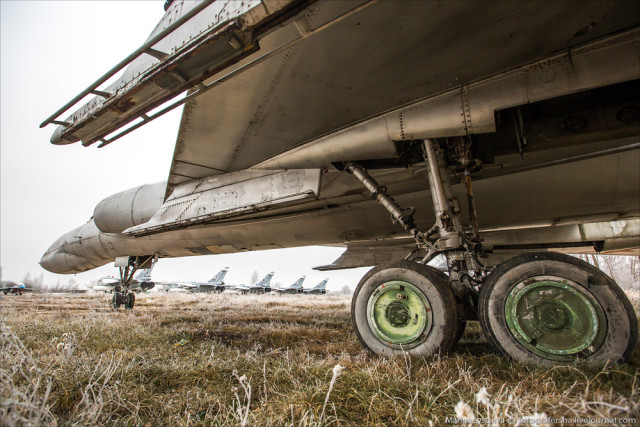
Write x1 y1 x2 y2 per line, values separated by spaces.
504 277 607 361
40 1 640 275
366 281 432 349
39 1 639 362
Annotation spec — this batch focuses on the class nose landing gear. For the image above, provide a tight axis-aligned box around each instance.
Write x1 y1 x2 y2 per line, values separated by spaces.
347 139 637 364
111 290 135 310
110 255 154 311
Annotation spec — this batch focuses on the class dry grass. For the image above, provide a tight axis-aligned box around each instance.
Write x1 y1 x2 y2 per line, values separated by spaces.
1 291 638 426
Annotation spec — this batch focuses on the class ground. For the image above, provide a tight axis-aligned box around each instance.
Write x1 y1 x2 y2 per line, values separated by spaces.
1 291 639 425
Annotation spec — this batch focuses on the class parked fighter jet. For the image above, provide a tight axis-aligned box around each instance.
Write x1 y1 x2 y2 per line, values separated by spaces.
89 276 119 293
1 282 34 295
230 272 274 294
273 276 306 294
173 267 229 292
304 279 328 295
89 267 155 293
40 1 639 365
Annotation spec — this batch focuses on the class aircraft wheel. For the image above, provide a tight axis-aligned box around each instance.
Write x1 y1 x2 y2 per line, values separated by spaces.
352 261 459 357
111 293 121 310
479 252 637 364
126 292 136 310
454 320 467 345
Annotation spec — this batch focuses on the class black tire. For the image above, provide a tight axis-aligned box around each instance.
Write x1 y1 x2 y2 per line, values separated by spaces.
454 320 467 345
352 261 459 357
111 293 121 310
479 252 637 364
126 292 136 310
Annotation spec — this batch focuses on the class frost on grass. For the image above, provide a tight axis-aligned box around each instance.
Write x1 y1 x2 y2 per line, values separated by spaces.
232 369 252 427
0 321 54 426
1 292 638 425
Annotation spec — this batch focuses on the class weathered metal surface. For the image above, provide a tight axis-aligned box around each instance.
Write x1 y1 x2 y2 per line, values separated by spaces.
253 28 640 170
169 0 639 189
46 0 302 146
124 169 322 236
41 148 640 274
504 277 607 361
367 281 432 348
94 182 166 233
38 1 640 275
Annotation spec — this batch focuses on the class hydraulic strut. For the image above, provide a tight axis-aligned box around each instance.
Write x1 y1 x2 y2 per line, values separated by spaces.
344 162 425 243
346 140 485 318
345 140 483 267
423 139 465 253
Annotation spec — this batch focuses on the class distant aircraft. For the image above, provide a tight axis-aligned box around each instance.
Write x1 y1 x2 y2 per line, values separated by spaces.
89 267 155 294
304 279 328 295
1 282 34 295
89 276 119 292
173 267 229 292
274 276 306 294
231 272 274 294
40 1 639 364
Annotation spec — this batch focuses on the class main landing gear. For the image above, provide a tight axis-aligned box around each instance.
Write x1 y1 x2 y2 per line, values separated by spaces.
110 255 155 311
347 139 637 364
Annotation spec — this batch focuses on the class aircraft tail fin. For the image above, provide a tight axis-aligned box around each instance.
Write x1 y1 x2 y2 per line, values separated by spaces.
291 275 306 289
135 268 153 281
313 279 328 290
134 256 157 281
208 267 229 284
257 272 274 288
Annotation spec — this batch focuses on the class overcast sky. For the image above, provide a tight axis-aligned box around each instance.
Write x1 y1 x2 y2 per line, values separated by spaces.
0 1 371 290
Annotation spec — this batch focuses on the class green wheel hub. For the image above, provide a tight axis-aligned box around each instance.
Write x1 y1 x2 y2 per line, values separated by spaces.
505 276 606 361
366 281 432 349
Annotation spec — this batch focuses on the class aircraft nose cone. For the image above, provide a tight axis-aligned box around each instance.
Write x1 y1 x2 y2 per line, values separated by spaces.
40 250 68 273
40 250 95 274
50 124 80 145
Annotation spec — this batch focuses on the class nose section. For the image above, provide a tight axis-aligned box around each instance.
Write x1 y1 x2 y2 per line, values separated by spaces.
50 124 80 145
40 244 98 274
40 250 98 274
40 250 70 274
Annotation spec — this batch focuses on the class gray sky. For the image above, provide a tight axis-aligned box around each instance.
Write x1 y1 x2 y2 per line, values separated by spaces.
0 1 371 290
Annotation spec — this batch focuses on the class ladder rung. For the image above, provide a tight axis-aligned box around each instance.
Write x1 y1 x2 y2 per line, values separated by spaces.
144 48 169 61
90 89 112 98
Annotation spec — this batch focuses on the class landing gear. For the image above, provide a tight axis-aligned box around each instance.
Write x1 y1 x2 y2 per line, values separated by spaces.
111 293 122 310
109 255 155 311
347 139 637 364
111 291 135 310
126 292 136 310
352 261 459 356
479 252 637 364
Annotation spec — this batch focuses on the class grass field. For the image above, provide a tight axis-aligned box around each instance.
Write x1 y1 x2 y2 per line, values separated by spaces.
2 291 639 425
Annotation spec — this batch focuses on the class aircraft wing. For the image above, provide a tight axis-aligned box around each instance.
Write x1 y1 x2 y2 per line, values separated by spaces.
164 0 640 195
40 1 640 275
44 1 639 190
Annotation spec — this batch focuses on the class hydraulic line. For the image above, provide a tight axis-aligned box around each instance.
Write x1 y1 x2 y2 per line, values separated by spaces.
345 163 422 241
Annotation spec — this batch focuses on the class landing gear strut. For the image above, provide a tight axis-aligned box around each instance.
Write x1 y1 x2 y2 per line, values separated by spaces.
110 255 154 311
347 139 637 364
